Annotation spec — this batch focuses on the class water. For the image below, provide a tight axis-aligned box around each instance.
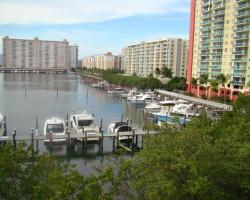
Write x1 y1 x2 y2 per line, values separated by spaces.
0 72 145 174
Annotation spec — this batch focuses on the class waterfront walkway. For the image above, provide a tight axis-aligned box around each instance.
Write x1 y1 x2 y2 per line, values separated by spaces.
155 89 233 111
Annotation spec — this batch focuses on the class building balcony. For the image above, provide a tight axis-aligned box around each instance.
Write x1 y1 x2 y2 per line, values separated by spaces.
213 25 224 30
237 18 250 25
235 35 249 40
202 14 212 19
212 45 223 49
213 10 225 17
213 17 224 23
213 31 224 36
234 58 248 62
237 3 250 11
235 42 248 47
237 10 250 18
236 26 250 32
234 50 248 55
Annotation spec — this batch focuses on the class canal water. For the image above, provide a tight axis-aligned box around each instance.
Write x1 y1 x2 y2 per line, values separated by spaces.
0 72 145 174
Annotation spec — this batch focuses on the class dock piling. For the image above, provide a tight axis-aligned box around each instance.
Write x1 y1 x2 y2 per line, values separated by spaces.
117 131 120 149
132 128 135 149
12 129 16 149
99 118 103 132
30 128 34 152
67 128 70 146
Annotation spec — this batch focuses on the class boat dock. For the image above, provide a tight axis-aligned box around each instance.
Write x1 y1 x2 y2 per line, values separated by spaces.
155 89 233 111
0 126 157 153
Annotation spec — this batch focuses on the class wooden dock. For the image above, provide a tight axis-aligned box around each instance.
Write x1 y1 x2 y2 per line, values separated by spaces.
0 127 158 153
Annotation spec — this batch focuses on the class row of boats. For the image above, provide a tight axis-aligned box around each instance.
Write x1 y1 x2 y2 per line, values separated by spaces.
101 86 200 126
0 111 133 143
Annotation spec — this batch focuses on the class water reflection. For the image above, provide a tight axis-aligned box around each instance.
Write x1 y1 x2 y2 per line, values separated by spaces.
0 73 145 174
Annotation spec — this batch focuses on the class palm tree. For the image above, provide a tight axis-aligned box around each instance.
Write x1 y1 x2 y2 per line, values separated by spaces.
155 68 161 76
209 79 219 98
217 73 229 103
161 65 173 79
199 73 209 96
191 78 198 88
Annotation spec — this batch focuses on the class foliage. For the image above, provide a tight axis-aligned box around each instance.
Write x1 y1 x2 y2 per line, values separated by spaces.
199 73 209 86
103 72 162 90
191 78 198 86
209 79 219 91
166 77 187 91
0 143 114 200
161 65 173 79
154 68 161 76
114 95 250 200
217 73 229 87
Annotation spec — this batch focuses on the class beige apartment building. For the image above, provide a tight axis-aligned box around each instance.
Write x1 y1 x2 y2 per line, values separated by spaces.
187 0 250 92
122 38 188 77
69 45 79 68
3 36 71 70
82 52 122 70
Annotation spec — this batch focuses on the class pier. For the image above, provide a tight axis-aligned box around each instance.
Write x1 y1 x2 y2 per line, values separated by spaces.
155 89 233 111
0 68 67 74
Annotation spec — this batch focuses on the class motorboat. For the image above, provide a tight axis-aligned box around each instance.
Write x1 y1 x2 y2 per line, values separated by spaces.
171 103 199 117
107 122 133 141
158 99 187 106
144 102 161 113
44 117 66 143
91 81 108 88
69 111 100 141
108 87 125 94
130 94 153 105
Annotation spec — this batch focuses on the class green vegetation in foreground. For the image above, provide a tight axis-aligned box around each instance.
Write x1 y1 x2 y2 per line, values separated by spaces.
1 94 250 199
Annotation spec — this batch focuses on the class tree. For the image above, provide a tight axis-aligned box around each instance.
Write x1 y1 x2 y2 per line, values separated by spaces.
199 73 209 96
0 143 115 200
191 78 198 87
161 65 173 79
115 95 250 200
217 73 229 103
155 68 161 76
209 79 219 98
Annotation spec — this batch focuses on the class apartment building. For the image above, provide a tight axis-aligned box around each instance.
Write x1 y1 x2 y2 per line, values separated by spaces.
82 52 122 70
3 36 71 70
187 0 250 93
122 38 188 77
69 45 79 68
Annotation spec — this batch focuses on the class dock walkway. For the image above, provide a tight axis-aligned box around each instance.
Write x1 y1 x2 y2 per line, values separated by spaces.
155 89 233 111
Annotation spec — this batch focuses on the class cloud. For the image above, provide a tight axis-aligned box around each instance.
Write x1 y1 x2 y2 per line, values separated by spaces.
0 0 189 25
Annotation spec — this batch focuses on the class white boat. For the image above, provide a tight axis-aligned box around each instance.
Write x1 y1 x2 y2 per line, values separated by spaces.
44 117 66 143
107 122 132 141
159 99 187 106
171 103 199 117
69 111 100 141
130 94 152 105
126 89 139 101
91 81 108 88
144 102 161 113
108 87 125 94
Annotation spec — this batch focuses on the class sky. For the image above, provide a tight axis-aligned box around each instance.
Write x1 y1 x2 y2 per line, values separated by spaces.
0 0 191 58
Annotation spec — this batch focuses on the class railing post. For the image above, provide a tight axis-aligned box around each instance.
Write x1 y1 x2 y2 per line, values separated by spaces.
117 131 120 149
12 129 16 149
30 128 34 152
67 127 70 146
132 128 135 149
49 131 53 149
121 114 123 122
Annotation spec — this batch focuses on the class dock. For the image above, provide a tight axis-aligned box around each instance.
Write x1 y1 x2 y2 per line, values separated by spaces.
155 89 233 111
0 127 157 153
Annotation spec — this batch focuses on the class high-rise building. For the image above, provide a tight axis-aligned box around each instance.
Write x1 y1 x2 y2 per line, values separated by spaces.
82 52 122 70
122 38 189 77
3 36 70 70
187 0 250 93
69 45 78 68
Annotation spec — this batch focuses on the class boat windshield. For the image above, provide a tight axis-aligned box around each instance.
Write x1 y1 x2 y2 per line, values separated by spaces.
78 120 93 127
47 124 64 133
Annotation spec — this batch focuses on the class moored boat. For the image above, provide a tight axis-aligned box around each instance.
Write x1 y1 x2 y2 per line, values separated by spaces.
44 117 66 143
107 122 133 141
69 110 100 141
